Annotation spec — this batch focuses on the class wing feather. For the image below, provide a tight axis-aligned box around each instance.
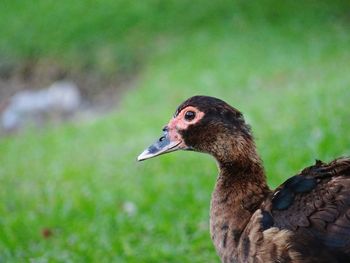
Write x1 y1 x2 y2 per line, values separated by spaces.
264 157 350 256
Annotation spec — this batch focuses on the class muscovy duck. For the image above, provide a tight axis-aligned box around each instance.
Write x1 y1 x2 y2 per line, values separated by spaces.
138 96 350 263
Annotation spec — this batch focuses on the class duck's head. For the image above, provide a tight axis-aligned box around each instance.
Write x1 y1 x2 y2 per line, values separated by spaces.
137 96 254 164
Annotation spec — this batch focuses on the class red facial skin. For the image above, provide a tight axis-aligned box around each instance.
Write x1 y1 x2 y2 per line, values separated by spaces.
166 106 205 148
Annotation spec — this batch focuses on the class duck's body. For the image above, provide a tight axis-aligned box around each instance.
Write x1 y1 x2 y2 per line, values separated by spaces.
138 96 350 262
211 157 350 262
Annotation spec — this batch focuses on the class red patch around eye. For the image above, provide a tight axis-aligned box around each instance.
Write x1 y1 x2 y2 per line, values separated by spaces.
163 106 204 149
168 106 205 131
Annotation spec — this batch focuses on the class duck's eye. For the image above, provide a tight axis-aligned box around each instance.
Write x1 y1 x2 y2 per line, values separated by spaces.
184 111 196 121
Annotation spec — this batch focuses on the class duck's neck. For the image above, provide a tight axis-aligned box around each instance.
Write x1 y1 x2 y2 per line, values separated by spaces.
210 143 270 260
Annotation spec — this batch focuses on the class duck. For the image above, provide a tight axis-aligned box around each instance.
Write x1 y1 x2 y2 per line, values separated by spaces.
137 95 350 263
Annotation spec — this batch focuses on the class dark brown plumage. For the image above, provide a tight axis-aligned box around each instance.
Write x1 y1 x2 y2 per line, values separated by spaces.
138 95 350 263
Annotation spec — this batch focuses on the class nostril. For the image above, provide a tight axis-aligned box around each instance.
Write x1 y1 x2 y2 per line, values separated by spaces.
159 136 165 142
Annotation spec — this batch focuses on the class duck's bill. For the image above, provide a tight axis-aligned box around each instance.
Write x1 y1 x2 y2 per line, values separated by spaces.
137 133 182 161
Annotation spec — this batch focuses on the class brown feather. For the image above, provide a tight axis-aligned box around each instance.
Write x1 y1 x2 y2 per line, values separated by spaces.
267 158 350 258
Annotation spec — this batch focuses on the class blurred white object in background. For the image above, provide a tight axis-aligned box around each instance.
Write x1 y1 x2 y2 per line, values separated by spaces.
122 201 138 217
1 81 81 131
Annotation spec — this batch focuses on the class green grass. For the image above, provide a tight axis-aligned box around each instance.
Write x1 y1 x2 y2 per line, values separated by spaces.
1 1 350 262
1 0 349 72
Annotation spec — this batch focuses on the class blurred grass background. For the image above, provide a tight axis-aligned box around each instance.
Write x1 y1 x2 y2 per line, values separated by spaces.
1 0 350 262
